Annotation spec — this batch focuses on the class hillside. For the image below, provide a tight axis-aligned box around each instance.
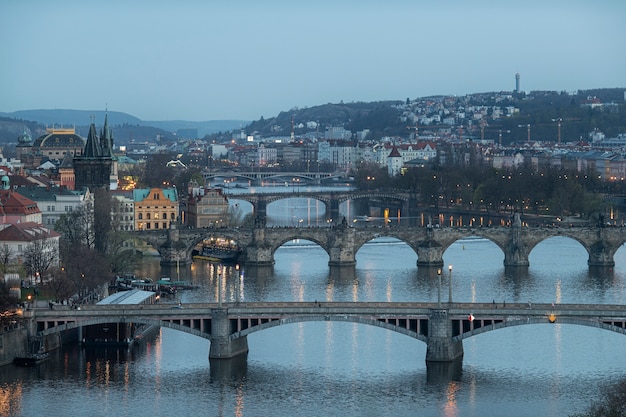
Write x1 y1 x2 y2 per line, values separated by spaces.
0 109 247 143
243 88 626 144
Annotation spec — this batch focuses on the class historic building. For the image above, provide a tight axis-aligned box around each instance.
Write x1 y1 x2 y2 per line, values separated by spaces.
0 175 42 225
133 187 178 231
186 186 229 228
15 186 92 228
16 127 85 169
0 222 60 268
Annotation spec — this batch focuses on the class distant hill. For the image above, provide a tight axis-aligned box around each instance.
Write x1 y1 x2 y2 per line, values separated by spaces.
0 109 248 139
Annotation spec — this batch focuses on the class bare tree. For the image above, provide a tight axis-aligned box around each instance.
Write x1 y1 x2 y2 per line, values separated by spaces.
56 202 95 249
22 238 58 282
0 244 14 275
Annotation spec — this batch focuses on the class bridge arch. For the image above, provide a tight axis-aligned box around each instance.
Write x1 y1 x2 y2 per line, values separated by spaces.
454 316 626 342
36 317 211 341
271 237 331 261
353 235 420 262
231 315 428 343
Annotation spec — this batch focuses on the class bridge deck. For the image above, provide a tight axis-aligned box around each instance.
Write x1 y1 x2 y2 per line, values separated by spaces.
31 301 626 319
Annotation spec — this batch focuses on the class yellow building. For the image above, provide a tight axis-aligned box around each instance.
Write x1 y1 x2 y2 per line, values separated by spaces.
133 187 178 230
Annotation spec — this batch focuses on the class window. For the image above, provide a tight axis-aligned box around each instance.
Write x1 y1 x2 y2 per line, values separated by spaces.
147 213 151 220
138 213 143 220
146 223 151 229
170 213 175 220
162 222 167 229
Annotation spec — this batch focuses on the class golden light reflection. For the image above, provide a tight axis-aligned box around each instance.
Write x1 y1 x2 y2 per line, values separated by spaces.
0 383 23 416
234 382 245 417
444 381 460 417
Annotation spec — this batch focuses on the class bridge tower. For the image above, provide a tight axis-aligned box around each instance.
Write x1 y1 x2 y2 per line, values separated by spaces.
209 308 249 359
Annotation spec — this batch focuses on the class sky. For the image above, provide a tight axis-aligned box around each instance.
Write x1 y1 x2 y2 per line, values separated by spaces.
1 0 625 122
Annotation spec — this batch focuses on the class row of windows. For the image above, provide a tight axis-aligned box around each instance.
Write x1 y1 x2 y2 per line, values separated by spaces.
45 206 74 212
137 206 173 209
137 213 176 220
138 222 170 230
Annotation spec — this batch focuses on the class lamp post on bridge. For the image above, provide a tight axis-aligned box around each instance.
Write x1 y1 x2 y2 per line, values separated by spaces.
437 268 442 307
448 265 453 304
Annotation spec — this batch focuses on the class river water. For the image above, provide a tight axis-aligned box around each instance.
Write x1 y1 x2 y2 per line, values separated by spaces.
2 186 626 417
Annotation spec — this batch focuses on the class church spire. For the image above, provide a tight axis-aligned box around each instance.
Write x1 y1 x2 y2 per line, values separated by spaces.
84 120 102 157
99 112 114 157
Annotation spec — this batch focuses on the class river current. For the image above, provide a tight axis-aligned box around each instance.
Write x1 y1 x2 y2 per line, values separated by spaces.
2 187 626 417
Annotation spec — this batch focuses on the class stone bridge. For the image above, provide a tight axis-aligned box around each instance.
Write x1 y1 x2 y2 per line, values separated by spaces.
133 222 626 268
223 189 416 226
203 171 349 186
24 302 626 365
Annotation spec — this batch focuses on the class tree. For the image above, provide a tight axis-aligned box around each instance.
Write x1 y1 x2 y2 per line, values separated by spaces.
22 238 58 282
56 202 95 249
0 244 14 275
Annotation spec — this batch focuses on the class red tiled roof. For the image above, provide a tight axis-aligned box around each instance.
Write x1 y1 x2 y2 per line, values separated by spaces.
0 190 41 216
0 222 59 242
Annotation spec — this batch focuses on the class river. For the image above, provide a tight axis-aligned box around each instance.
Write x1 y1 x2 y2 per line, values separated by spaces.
1 186 625 417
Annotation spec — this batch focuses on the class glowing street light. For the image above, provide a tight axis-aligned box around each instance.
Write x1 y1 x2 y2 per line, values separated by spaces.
437 268 442 307
448 265 453 303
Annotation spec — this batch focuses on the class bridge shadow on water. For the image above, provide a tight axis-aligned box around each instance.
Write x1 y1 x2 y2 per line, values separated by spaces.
209 355 249 382
426 359 463 384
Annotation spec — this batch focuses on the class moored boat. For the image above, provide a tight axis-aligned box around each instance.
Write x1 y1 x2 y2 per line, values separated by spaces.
14 352 49 366
192 238 241 264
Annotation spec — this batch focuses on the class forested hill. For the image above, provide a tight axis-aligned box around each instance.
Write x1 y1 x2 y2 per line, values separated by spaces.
245 88 626 144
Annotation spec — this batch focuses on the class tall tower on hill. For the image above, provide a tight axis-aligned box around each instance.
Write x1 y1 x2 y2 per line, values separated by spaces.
515 73 521 93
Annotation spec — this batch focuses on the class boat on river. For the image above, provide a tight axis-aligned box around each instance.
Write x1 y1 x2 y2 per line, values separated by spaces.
14 352 49 366
192 238 241 264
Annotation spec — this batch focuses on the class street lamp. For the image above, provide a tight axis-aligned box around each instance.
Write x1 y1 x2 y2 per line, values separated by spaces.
217 267 222 307
437 268 442 307
448 265 453 303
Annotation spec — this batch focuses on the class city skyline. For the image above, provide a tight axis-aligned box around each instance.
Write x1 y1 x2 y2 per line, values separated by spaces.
1 0 625 122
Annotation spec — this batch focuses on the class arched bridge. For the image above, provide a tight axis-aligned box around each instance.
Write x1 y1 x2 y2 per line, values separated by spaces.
203 171 349 185
223 189 414 225
133 223 626 268
25 302 626 363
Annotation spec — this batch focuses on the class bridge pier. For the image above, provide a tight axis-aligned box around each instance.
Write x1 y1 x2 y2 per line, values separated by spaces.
328 221 357 266
588 239 616 267
425 309 463 363
209 308 249 359
416 231 444 267
503 221 530 267
159 224 191 266
244 228 275 266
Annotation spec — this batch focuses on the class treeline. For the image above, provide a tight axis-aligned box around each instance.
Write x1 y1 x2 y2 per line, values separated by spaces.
351 161 613 220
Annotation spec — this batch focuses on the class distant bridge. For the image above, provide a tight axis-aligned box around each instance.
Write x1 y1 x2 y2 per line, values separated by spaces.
26 302 626 364
202 171 350 185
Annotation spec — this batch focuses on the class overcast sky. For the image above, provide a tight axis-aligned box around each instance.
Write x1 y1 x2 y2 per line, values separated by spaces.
1 0 625 122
